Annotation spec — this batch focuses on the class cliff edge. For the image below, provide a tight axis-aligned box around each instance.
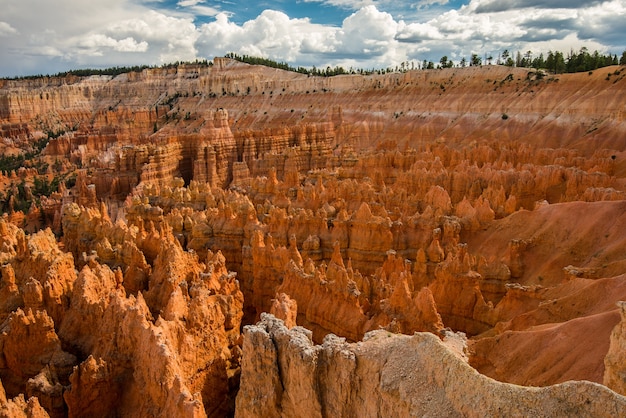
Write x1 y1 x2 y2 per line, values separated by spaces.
236 314 626 418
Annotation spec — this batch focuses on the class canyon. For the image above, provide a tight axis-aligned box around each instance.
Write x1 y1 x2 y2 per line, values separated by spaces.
1 58 626 416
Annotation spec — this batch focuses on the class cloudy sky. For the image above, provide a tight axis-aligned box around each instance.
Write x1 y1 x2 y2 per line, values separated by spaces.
0 0 624 77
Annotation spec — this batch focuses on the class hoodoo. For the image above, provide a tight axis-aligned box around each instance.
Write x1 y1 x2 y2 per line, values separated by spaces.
1 59 626 416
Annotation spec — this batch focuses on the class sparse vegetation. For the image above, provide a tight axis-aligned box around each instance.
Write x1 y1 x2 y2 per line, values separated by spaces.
500 47 621 74
226 52 354 76
0 137 49 175
4 59 211 80
471 54 482 66
4 46 623 83
0 173 71 214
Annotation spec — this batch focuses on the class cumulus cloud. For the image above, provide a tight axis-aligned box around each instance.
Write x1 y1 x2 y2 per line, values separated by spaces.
195 0 624 71
396 21 442 43
410 0 626 61
198 10 334 64
178 0 203 6
2 0 199 70
104 10 199 62
335 6 398 55
198 5 406 68
0 0 624 77
575 0 626 45
0 0 158 74
78 34 149 55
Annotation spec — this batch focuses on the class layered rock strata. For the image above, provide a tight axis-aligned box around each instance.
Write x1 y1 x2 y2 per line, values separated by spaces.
1 60 626 415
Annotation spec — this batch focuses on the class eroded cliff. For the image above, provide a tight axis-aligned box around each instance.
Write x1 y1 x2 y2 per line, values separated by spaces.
236 314 626 418
1 59 626 416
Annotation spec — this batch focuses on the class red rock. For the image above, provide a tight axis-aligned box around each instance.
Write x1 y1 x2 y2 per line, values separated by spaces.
604 301 626 395
269 293 298 329
2 61 626 415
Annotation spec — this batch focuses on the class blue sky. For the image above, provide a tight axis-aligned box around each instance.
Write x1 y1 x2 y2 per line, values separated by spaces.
0 0 624 77
169 1 471 26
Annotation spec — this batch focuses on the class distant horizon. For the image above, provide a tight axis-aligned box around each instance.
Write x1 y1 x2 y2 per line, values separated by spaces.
1 1 625 78
3 47 624 81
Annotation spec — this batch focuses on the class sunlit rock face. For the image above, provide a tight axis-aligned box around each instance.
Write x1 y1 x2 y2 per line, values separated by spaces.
235 314 626 418
1 59 626 416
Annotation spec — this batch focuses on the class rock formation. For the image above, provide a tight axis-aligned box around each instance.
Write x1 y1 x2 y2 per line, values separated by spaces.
0 205 243 417
0 380 50 418
2 59 626 416
236 314 626 417
605 301 626 396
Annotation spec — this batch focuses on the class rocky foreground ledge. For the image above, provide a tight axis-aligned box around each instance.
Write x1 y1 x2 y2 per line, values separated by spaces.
236 313 626 418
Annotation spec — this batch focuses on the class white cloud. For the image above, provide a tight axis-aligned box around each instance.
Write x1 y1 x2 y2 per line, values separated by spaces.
177 0 221 17
197 5 408 68
0 0 624 77
26 46 64 58
523 33 607 58
93 10 199 63
0 0 156 74
0 21 18 37
197 2 625 70
396 21 443 43
416 0 450 8
178 0 203 6
78 34 149 55
473 0 607 13
575 0 626 45
198 10 334 64
302 0 376 10
336 6 398 56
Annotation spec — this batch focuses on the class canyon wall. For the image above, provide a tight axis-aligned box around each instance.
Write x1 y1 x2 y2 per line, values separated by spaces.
1 59 626 416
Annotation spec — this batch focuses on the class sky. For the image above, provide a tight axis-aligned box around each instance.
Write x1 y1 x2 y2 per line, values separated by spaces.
0 0 625 77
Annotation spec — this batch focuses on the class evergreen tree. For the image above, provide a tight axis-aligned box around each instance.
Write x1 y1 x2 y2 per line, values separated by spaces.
439 56 453 68
532 53 545 69
501 50 515 67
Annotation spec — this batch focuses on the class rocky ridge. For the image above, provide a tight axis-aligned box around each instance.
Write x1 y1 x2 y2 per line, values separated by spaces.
236 313 626 418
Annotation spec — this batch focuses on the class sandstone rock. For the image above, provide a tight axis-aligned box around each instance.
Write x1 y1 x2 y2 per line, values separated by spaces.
470 310 621 387
25 367 65 418
604 301 626 395
236 314 626 418
0 388 50 418
0 309 76 398
58 242 242 416
3 60 626 416
62 356 119 418
63 291 208 418
269 293 298 329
